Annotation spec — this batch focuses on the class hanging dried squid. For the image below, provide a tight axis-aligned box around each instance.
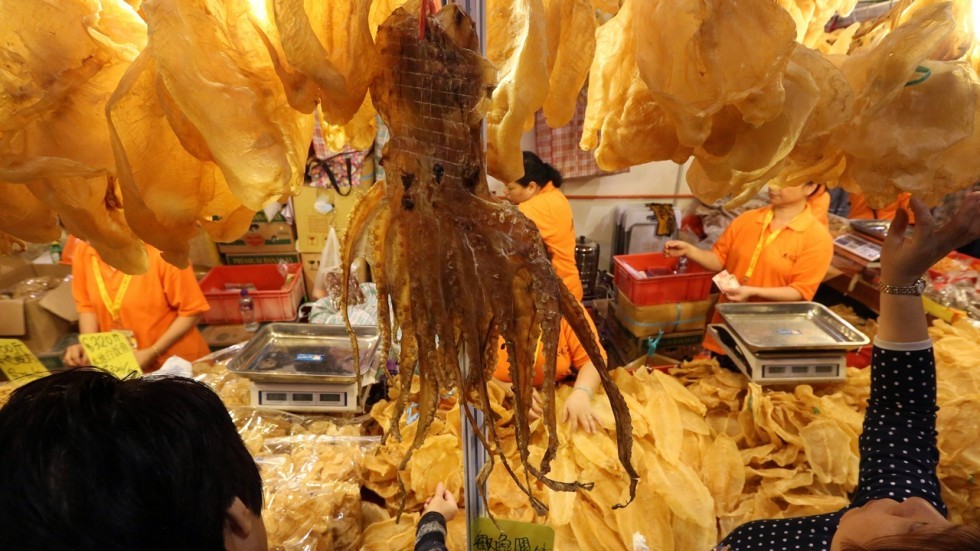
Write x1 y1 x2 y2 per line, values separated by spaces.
341 1 638 514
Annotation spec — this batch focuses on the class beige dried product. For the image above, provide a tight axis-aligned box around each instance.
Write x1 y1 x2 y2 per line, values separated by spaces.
258 434 379 551
141 0 311 212
107 52 256 268
0 183 59 245
579 0 690 171
486 0 549 182
776 0 858 46
0 0 149 273
632 0 797 147
833 2 980 208
539 0 595 128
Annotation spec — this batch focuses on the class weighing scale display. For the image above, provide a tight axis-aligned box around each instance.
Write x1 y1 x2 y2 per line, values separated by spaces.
834 234 882 263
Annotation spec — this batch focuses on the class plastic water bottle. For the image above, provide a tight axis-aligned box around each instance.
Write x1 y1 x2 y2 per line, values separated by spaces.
239 289 259 332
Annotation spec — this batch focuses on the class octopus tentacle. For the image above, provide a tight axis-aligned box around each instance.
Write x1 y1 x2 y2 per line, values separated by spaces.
560 284 640 508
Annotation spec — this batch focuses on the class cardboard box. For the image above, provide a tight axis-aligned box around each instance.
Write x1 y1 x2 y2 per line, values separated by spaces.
613 291 712 337
223 252 302 266
217 209 296 254
294 157 376 253
0 263 78 353
606 314 704 363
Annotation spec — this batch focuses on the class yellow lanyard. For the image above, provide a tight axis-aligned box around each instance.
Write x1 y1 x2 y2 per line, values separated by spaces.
92 257 132 321
743 209 785 283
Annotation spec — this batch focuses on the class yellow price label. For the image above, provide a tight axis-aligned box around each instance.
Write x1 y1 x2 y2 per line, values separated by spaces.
0 339 48 386
79 332 142 379
472 517 555 551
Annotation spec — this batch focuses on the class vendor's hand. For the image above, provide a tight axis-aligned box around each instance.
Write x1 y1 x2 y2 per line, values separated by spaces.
664 240 692 258
133 348 159 371
724 285 755 303
63 343 89 367
562 389 598 434
881 193 980 286
527 389 544 421
423 482 458 522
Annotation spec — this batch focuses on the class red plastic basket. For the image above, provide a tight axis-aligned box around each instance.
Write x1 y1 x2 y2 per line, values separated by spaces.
613 252 714 306
198 264 305 324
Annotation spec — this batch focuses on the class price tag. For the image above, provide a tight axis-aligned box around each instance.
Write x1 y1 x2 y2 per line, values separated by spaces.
79 332 142 379
472 517 555 551
0 339 48 386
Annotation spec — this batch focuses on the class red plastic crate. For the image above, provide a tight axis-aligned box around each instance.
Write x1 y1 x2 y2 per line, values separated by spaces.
198 264 306 324
613 252 714 306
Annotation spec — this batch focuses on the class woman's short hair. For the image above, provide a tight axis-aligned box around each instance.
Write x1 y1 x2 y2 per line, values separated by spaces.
516 150 563 189
0 369 263 551
842 524 980 551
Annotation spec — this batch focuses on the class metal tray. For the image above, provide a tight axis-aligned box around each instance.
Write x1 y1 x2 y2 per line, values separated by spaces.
849 219 890 241
227 323 380 384
715 302 869 352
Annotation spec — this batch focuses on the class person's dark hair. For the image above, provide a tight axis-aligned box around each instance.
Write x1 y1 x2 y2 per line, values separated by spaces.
516 150 563 188
807 181 823 198
0 369 263 551
841 524 980 551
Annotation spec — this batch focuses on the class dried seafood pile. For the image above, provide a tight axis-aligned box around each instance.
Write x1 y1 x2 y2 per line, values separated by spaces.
340 2 637 513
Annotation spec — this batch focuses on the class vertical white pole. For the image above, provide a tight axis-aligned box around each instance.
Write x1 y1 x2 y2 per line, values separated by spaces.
457 0 488 547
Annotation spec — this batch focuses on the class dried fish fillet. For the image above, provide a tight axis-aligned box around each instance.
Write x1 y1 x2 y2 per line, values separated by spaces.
142 0 310 211
486 0 550 183
0 0 148 273
540 0 596 128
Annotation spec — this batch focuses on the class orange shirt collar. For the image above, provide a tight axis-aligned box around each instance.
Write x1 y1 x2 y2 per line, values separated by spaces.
537 182 559 195
755 204 817 233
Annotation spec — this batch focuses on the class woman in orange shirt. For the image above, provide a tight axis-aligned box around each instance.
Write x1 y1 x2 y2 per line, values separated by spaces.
491 315 605 434
665 182 834 356
63 241 211 372
503 151 584 300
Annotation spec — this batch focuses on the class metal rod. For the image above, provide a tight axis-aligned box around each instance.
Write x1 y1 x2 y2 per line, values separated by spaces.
456 0 488 547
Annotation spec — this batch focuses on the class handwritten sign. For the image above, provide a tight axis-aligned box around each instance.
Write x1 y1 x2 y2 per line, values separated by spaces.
0 339 48 386
79 332 141 379
472 517 555 551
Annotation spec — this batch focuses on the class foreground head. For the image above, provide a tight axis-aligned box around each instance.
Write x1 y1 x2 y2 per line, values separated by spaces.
0 370 266 551
833 497 980 551
505 151 564 205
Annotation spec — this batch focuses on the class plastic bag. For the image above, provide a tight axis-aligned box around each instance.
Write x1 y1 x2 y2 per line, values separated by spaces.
311 227 341 299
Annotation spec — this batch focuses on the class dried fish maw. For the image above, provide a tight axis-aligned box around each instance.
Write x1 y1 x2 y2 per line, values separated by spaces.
938 398 980 479
840 61 977 207
321 98 378 151
692 50 822 196
486 0 549 182
702 434 745 515
580 0 689 170
900 0 974 60
613 479 675 551
272 0 378 125
0 183 59 243
540 0 595 128
800 418 858 485
107 52 254 267
143 0 311 211
643 443 715 528
632 0 797 146
839 2 955 124
0 0 147 272
370 0 409 38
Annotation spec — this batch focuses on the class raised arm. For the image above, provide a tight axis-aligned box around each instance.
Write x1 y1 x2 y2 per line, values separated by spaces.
851 193 980 509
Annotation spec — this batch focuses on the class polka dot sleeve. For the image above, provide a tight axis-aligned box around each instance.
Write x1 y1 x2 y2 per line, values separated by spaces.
849 345 945 514
714 345 943 550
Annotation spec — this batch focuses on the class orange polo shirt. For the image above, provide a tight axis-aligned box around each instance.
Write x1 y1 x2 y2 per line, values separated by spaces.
493 316 606 386
848 192 912 221
807 188 830 227
71 241 211 371
518 183 584 300
705 204 834 354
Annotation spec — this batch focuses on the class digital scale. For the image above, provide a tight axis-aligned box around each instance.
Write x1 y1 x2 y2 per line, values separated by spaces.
708 302 869 384
228 323 380 413
833 232 882 264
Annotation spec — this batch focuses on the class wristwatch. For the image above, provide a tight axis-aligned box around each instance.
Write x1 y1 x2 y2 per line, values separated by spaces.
878 276 927 296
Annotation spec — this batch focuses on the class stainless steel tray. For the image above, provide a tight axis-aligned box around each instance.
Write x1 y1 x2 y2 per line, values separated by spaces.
227 323 380 384
715 302 869 352
849 219 890 241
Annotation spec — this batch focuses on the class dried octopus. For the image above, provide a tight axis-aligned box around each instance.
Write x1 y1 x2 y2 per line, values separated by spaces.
341 1 638 514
